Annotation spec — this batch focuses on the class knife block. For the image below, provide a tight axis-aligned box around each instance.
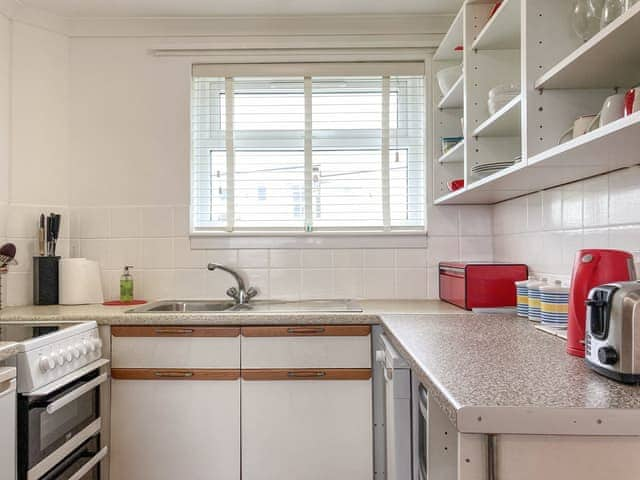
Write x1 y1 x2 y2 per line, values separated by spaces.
33 256 60 305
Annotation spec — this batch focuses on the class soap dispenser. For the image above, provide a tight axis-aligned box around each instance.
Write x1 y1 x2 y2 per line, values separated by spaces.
120 265 134 303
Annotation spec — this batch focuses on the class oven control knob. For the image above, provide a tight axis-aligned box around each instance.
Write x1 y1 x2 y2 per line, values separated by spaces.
39 356 56 372
62 349 73 363
78 342 88 356
85 339 96 353
53 351 65 366
91 338 103 351
69 345 81 359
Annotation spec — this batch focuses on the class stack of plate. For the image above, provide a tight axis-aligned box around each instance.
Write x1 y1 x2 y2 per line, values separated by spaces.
471 161 515 178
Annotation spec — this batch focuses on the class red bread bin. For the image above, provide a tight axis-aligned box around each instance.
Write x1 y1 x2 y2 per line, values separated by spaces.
439 262 528 310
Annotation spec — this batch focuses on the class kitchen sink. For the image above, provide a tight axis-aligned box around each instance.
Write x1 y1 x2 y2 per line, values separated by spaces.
127 299 362 313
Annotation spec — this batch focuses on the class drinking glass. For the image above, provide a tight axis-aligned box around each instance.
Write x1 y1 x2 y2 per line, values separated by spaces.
571 0 601 41
600 0 624 28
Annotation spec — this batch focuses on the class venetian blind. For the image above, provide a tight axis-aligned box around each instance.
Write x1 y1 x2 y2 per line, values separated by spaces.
191 62 425 233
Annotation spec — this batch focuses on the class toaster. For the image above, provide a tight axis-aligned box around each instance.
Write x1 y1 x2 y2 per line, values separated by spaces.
585 281 640 383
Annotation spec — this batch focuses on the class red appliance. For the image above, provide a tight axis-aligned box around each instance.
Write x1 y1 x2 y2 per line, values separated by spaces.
567 249 636 357
439 262 528 310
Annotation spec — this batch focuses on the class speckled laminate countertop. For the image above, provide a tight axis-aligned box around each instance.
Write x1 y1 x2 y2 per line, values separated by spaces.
0 341 19 361
381 313 640 435
0 300 464 325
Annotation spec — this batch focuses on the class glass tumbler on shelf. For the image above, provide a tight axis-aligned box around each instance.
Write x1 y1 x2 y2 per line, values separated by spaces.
571 0 601 41
600 0 624 28
589 0 605 16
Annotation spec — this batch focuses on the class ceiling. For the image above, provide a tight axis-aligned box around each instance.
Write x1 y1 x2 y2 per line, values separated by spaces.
19 0 463 18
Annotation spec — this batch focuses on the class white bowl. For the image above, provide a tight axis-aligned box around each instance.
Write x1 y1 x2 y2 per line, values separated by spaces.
437 65 462 96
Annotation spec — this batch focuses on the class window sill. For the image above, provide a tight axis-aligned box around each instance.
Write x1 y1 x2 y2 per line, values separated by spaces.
190 231 428 250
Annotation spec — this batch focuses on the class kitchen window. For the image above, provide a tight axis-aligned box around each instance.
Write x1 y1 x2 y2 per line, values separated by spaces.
191 62 425 234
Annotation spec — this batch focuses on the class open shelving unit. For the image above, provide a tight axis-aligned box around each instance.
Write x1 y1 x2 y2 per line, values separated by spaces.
471 0 521 51
438 140 465 164
437 75 464 110
433 0 640 206
472 95 521 138
535 2 640 89
434 8 464 61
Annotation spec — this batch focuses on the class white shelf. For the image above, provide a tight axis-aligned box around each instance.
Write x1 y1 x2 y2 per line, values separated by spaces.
434 8 464 61
438 140 465 164
435 112 640 205
472 95 521 138
437 75 464 110
471 0 521 51
535 3 640 89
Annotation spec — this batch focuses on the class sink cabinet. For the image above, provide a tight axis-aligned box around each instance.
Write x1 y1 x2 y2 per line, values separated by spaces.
108 324 373 480
240 325 373 480
109 326 241 480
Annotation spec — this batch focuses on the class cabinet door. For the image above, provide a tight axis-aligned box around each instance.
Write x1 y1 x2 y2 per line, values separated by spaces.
110 375 240 480
242 376 373 480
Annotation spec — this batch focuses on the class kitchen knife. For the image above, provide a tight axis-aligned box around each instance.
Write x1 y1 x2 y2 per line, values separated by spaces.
39 214 45 256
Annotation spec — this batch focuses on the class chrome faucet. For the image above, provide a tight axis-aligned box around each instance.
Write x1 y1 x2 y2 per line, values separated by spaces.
207 263 258 305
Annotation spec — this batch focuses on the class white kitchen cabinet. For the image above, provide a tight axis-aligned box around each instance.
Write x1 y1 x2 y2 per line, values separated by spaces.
241 378 373 480
110 377 240 480
240 325 373 480
109 326 241 480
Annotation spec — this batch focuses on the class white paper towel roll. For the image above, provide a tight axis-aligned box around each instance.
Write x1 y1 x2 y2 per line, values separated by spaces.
59 258 104 305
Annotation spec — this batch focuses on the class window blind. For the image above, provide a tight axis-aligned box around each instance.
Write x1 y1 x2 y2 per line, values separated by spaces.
191 63 425 233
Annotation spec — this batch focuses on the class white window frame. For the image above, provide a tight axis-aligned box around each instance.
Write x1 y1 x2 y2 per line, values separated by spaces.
190 60 429 249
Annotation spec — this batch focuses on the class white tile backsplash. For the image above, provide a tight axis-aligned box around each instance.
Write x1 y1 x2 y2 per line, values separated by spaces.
493 167 640 283
270 249 302 269
395 268 427 299
363 249 395 268
1 201 491 304
110 207 141 238
141 206 174 238
301 269 333 299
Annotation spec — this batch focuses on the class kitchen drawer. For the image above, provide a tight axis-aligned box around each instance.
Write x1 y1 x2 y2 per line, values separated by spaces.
111 326 240 369
241 325 371 369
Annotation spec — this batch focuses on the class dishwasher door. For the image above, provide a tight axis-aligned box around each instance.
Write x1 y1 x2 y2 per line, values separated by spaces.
380 335 412 480
0 367 16 480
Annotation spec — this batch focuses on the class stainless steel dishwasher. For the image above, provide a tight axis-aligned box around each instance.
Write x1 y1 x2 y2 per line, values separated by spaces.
375 333 412 480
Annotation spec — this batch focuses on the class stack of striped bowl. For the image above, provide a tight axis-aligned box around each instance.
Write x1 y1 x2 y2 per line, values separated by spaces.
540 281 569 327
515 278 532 318
527 278 547 322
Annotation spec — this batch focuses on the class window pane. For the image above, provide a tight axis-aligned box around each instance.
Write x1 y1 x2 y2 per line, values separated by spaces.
312 77 384 227
389 76 425 227
233 78 305 228
191 77 227 228
233 150 305 228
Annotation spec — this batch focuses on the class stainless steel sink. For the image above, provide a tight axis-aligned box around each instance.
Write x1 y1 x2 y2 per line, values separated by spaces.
129 300 236 313
127 299 362 313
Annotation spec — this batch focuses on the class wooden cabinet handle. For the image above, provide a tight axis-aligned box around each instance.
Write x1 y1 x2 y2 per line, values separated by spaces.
286 327 326 335
286 371 326 378
153 328 195 335
153 371 194 378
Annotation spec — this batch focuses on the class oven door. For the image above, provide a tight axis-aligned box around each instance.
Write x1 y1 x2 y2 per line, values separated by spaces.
18 368 107 480
39 436 107 480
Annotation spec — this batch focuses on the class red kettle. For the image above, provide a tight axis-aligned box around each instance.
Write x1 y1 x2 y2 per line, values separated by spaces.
567 249 636 357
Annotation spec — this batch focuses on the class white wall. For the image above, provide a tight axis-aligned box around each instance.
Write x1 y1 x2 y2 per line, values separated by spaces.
0 10 70 306
493 166 640 284
68 36 493 302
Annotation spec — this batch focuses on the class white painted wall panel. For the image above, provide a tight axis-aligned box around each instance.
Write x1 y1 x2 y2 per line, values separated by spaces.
11 22 69 205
